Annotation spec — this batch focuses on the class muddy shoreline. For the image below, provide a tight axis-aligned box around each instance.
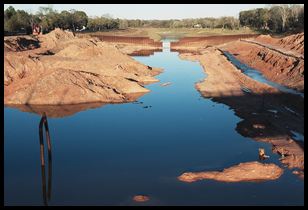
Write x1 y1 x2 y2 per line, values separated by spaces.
178 46 304 178
4 30 304 178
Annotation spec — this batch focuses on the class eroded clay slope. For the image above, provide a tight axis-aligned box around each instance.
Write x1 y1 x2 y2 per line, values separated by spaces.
4 28 162 105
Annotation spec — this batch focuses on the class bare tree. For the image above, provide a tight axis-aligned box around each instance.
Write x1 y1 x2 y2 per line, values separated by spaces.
276 4 290 32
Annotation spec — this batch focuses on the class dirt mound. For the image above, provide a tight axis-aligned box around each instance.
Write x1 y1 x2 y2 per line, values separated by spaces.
278 33 304 54
4 53 45 86
4 28 162 105
254 34 277 44
4 36 40 52
39 28 75 49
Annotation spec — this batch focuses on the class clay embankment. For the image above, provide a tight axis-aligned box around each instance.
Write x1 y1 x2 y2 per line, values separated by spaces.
179 47 304 178
171 33 304 92
178 161 283 183
78 34 163 55
170 34 258 51
4 28 162 106
220 33 304 92
252 33 304 55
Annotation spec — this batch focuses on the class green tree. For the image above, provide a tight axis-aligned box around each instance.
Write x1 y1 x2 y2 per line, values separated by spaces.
255 8 269 30
4 9 31 32
71 10 88 30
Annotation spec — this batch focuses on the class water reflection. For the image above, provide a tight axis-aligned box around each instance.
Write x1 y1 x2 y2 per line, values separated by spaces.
6 103 107 118
128 49 162 56
5 93 147 118
38 113 52 206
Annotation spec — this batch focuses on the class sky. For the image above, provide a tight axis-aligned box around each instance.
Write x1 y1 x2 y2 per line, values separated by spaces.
4 4 268 19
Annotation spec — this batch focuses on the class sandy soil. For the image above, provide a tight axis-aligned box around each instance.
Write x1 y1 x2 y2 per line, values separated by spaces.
4 28 162 105
178 161 283 183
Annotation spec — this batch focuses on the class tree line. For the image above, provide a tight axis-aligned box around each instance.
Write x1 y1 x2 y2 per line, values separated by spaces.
239 4 304 33
4 4 304 35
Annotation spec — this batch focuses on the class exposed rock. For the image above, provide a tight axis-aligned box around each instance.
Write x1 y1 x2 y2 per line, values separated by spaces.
133 195 150 202
292 170 304 179
160 82 172 87
259 148 270 160
178 161 283 183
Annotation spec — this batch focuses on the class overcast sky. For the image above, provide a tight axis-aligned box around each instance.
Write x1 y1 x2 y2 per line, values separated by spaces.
4 4 268 19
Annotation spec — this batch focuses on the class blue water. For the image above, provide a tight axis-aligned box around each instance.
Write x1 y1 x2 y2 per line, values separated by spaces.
4 41 304 206
223 51 304 98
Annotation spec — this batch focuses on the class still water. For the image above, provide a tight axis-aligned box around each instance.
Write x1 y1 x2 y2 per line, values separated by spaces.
4 40 304 206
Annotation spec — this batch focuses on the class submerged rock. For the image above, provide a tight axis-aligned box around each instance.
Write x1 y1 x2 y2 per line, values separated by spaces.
160 82 172 87
259 148 270 160
133 195 150 202
178 161 283 183
292 170 304 179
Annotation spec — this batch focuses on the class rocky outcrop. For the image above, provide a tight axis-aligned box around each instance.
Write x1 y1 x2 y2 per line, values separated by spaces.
4 28 162 105
178 161 283 183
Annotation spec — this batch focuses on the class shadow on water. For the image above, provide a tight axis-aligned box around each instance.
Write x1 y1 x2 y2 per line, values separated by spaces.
38 113 52 206
200 89 304 152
